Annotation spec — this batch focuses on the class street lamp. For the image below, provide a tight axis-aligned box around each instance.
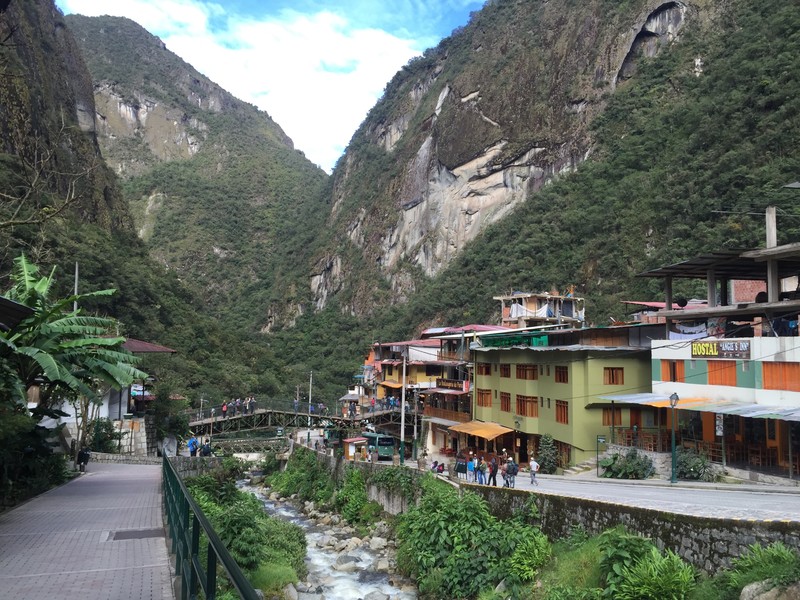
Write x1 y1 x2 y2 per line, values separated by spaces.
670 393 679 483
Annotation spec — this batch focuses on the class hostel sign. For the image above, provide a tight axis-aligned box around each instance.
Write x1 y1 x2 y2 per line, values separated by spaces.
691 340 750 360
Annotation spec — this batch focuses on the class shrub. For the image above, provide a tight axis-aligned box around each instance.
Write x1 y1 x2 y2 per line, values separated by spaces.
676 447 714 481
89 418 124 453
598 527 656 598
334 466 368 523
509 530 552 582
249 563 297 596
728 542 800 592
600 448 654 480
615 547 696 600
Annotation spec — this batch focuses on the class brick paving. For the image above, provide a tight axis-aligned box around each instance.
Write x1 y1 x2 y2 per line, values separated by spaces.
0 463 174 600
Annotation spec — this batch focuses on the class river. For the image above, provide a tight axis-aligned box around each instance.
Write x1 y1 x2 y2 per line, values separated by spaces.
244 484 417 599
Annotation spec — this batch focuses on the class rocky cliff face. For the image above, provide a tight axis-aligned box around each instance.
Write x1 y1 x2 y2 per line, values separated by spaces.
313 0 705 314
0 1 132 239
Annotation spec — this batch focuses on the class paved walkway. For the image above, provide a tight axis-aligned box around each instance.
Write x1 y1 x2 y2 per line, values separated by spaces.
0 463 174 600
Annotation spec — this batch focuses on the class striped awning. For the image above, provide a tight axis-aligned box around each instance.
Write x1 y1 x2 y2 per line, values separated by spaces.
598 393 800 422
423 387 469 395
448 420 513 440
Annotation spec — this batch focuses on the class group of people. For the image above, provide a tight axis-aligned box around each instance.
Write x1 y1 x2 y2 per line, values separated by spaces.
452 450 540 488
220 396 257 419
187 434 213 457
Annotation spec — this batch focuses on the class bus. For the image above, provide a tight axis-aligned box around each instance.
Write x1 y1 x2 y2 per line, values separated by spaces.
362 432 396 459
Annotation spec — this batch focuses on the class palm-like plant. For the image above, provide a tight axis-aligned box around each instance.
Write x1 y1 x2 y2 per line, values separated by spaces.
0 254 147 406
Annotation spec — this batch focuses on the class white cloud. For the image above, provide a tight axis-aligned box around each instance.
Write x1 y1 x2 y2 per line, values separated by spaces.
57 0 423 172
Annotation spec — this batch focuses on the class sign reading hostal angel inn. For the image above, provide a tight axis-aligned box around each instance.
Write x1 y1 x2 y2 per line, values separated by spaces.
691 340 751 360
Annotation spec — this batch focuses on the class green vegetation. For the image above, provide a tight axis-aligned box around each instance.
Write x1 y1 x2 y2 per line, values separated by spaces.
599 448 655 480
0 255 146 505
537 434 559 474
185 461 307 597
676 447 715 482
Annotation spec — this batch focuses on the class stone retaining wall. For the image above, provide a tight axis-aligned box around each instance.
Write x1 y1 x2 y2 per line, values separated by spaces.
302 443 800 573
90 451 162 465
468 484 800 573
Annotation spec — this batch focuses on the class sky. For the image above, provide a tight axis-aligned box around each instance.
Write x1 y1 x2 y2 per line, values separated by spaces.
55 0 486 173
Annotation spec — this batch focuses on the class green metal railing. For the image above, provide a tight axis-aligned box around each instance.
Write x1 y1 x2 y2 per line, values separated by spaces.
162 456 260 600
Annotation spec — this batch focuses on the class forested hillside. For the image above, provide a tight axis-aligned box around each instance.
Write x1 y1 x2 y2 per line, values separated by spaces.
5 0 798 405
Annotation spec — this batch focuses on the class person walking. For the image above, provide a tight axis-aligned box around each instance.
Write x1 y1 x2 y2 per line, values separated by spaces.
187 433 199 457
488 456 498 486
477 457 486 484
221 401 228 419
467 452 475 483
506 457 517 488
530 457 540 486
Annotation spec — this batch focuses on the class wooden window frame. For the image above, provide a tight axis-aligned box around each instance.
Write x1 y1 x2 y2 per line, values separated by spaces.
556 399 569 424
500 392 511 412
603 367 624 386
554 365 569 384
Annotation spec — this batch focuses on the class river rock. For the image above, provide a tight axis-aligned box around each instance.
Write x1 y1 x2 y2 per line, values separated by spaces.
316 534 335 548
369 536 388 551
282 583 299 600
364 592 390 600
297 593 324 600
333 553 361 572
374 558 390 572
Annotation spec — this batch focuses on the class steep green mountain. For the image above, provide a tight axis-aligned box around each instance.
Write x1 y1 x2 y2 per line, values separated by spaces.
64 15 330 332
10 0 799 404
0 1 292 402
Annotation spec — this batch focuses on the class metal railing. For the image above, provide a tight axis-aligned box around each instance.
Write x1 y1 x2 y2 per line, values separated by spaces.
162 456 260 600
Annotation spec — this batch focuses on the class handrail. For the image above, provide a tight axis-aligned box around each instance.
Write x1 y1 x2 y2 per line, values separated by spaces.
162 456 260 600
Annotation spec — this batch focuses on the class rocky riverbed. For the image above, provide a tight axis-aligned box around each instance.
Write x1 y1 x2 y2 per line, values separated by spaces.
245 482 417 600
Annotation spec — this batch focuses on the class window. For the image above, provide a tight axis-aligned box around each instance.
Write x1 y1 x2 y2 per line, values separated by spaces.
500 364 511 378
556 400 569 424
661 360 685 383
516 364 538 380
477 362 491 376
515 395 538 417
500 392 511 412
425 365 442 377
554 366 569 383
707 360 736 386
603 367 624 385
387 365 394 377
763 362 800 392
477 388 492 407
602 407 622 426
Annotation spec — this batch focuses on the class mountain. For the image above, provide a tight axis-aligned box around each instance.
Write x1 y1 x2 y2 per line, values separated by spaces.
64 14 330 333
10 0 799 403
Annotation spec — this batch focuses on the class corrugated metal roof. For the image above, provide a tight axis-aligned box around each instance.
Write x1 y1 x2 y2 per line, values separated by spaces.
598 393 800 422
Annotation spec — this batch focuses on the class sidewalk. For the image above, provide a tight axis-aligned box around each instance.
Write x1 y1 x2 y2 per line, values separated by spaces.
0 463 174 600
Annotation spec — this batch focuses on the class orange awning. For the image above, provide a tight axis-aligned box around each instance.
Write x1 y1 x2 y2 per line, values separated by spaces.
381 380 403 388
448 420 513 440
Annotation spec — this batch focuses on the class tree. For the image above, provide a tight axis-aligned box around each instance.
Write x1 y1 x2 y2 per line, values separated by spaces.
538 433 559 474
0 254 146 406
0 254 147 466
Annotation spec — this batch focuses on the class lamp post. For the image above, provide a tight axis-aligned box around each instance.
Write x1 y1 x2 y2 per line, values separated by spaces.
670 393 679 483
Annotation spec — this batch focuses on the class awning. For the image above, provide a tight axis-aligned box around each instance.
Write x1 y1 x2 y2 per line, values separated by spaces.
423 387 469 395
343 437 368 444
448 420 514 440
381 381 403 388
598 393 800 422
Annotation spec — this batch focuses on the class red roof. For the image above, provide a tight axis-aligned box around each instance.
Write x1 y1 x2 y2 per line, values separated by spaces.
122 338 177 353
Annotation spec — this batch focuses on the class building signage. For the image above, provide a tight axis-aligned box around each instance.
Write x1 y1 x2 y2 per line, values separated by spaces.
691 340 750 360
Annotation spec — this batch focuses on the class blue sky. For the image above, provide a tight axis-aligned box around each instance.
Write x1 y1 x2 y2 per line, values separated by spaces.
55 0 486 172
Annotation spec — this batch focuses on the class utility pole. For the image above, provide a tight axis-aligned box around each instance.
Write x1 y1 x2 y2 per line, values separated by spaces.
308 371 313 445
400 352 406 465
